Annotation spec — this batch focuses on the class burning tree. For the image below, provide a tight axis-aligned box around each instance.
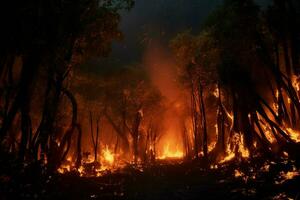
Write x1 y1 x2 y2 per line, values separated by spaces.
101 66 164 164
170 0 300 163
0 0 134 173
171 31 221 161
72 65 164 168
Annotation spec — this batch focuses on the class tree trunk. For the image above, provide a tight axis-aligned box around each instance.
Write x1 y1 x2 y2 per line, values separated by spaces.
132 110 142 163
191 84 199 159
0 50 40 144
95 117 100 162
216 84 226 154
199 82 208 160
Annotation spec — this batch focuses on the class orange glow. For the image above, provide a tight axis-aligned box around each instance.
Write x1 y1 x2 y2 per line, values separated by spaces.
276 166 300 184
286 128 300 143
239 134 250 158
57 164 71 173
56 61 300 178
219 133 249 163
234 169 244 178
213 86 219 98
158 143 184 159
292 76 300 92
219 151 235 164
208 142 216 153
102 145 115 165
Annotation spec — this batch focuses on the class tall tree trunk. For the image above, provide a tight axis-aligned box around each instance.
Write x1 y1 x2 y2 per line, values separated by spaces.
95 117 100 162
191 85 199 159
38 73 63 164
283 39 292 76
0 50 40 144
286 0 300 75
75 124 82 169
216 84 226 154
132 110 142 163
89 111 96 161
199 82 208 159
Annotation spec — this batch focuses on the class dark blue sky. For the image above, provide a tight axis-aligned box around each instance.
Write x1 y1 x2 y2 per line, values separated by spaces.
92 0 271 71
96 0 223 69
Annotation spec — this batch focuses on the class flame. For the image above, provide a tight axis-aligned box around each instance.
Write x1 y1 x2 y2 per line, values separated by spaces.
256 113 276 143
158 143 184 159
286 128 300 143
238 134 250 158
276 166 300 184
102 145 115 165
219 133 249 163
56 74 300 177
226 112 233 121
57 145 118 176
265 129 276 143
66 156 72 162
219 151 235 164
57 164 71 173
208 142 216 153
273 103 279 116
78 166 84 175
234 169 244 178
276 90 279 99
213 86 219 98
292 76 300 92
282 171 299 180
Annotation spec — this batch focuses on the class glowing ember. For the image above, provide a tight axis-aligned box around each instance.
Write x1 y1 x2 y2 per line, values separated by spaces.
57 164 71 173
66 156 72 162
286 128 300 143
210 165 218 169
102 145 115 165
158 143 184 159
283 171 299 180
261 164 270 172
213 86 219 98
219 152 235 164
208 142 216 153
219 133 249 163
226 111 233 121
78 166 84 175
292 75 300 92
239 135 249 158
265 129 276 143
283 152 289 157
234 169 244 177
276 168 300 184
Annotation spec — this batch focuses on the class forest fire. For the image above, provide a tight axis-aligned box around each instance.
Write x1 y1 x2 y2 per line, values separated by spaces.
58 146 118 176
102 145 115 165
158 143 184 159
286 128 300 143
1 0 300 199
219 135 249 164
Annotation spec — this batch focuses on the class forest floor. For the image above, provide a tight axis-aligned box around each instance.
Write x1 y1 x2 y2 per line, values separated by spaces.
1 157 300 200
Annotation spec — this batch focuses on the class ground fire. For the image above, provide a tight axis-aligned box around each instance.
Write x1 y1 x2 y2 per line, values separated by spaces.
1 0 300 199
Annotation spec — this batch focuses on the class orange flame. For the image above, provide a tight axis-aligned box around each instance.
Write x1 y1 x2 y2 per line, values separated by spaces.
158 143 184 159
102 145 115 165
219 133 249 163
286 128 300 143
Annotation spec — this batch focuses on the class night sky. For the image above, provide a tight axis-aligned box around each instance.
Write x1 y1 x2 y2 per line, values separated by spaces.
88 0 271 72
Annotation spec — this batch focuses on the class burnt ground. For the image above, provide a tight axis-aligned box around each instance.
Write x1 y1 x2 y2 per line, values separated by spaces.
1 157 300 200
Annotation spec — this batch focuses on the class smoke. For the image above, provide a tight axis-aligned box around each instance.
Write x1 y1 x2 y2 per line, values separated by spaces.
143 41 186 155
